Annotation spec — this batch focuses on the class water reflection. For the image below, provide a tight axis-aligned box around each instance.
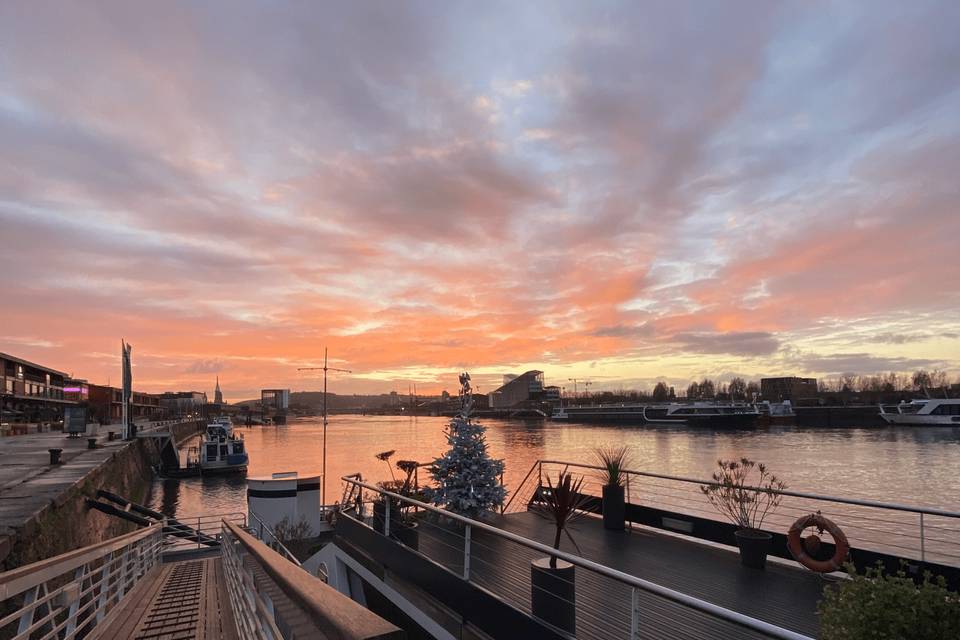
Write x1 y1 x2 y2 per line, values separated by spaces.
148 416 960 519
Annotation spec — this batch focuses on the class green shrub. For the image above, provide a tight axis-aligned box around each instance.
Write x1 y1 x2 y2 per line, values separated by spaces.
818 562 960 640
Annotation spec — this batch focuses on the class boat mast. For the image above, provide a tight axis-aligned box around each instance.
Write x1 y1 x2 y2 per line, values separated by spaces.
298 348 351 506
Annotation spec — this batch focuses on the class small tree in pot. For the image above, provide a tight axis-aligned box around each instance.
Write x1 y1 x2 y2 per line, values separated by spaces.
700 458 786 569
594 446 631 530
531 471 588 634
372 450 424 549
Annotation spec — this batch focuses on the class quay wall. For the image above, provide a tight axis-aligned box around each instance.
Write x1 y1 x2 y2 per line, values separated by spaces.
0 420 203 571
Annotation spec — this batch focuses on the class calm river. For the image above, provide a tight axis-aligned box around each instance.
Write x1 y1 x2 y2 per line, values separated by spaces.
148 415 960 520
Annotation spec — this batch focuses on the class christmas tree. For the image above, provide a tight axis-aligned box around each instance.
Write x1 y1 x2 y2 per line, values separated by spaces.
427 372 506 517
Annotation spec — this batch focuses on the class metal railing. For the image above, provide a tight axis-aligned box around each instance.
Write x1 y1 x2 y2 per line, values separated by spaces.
248 511 302 567
220 520 400 640
163 511 247 551
340 475 810 640
0 524 162 639
512 460 960 566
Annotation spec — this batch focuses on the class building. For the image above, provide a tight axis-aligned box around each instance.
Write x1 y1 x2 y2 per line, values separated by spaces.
88 384 164 423
261 389 290 411
214 377 224 405
761 377 818 402
543 385 561 404
488 371 544 409
1 352 76 423
157 391 208 418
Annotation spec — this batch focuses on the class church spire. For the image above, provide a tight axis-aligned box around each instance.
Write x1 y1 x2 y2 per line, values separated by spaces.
214 376 223 405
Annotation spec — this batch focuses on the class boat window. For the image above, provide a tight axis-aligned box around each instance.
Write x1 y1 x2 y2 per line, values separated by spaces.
932 404 960 415
220 445 229 457
234 441 244 453
206 444 217 459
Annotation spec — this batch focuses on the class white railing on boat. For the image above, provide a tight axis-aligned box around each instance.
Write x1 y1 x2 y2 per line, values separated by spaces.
340 475 812 640
504 460 960 566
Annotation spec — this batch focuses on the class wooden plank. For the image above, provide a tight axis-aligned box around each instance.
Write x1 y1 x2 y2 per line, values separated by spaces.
88 564 170 640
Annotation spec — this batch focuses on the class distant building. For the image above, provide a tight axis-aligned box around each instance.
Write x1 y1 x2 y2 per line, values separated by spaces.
63 379 90 403
261 389 290 411
214 377 224 405
1 352 75 423
761 377 818 402
543 385 561 404
88 384 164 423
158 391 208 417
488 371 544 409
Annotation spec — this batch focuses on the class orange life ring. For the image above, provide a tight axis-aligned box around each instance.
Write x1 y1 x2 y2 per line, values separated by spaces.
787 512 849 573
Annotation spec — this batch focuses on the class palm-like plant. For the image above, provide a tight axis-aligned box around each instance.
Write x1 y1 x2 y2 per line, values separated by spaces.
594 446 631 487
534 471 589 568
699 458 786 531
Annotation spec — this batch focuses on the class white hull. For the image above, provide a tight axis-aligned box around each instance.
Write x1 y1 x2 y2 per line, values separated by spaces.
880 414 960 426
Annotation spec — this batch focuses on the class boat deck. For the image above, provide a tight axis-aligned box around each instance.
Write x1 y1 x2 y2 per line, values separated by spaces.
91 557 238 640
418 511 827 639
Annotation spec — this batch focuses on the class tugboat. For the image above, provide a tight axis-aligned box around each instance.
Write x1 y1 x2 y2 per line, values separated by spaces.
199 417 248 474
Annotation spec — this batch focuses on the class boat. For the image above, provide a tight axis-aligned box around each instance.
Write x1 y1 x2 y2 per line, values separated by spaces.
550 402 760 428
878 399 960 426
199 420 248 474
641 402 760 428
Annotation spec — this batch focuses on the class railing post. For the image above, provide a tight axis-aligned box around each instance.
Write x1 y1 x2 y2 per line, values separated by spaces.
384 495 391 537
463 524 471 580
920 513 925 562
630 587 640 639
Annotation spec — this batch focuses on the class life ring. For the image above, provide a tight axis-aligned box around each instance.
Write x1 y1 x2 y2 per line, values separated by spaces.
787 512 849 573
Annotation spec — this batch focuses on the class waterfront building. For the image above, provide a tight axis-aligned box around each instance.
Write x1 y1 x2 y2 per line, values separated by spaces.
62 378 90 403
0 352 76 424
761 376 818 402
88 384 164 423
261 388 290 411
488 370 544 408
157 390 208 418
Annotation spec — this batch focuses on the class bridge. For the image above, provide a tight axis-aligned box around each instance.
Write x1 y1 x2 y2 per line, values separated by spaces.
0 514 401 639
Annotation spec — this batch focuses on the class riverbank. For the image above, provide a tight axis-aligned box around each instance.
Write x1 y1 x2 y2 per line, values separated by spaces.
0 421 203 570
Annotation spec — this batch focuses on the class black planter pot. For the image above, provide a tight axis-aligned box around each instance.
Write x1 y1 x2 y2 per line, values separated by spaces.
372 501 419 550
531 558 575 634
735 529 772 569
601 484 626 530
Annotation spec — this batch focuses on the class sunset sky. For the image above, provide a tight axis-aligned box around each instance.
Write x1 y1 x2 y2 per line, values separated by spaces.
2 2 958 401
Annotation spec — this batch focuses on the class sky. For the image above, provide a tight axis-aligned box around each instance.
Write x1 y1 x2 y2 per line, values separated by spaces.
1 1 959 401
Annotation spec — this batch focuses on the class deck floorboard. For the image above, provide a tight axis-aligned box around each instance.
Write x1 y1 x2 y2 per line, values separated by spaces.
413 511 825 639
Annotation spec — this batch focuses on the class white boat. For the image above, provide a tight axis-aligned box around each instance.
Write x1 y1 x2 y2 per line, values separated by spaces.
878 399 960 426
200 421 248 474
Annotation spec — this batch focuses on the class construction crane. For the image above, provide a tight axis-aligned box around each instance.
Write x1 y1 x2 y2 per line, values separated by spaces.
297 348 352 506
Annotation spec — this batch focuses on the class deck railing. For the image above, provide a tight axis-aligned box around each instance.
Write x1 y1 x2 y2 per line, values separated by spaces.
0 524 162 640
220 520 401 640
340 475 811 640
506 460 960 566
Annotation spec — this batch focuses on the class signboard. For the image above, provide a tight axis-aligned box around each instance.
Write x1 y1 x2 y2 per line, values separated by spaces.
64 406 87 435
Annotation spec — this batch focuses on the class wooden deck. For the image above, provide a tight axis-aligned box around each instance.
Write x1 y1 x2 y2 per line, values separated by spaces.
414 511 826 639
91 557 238 640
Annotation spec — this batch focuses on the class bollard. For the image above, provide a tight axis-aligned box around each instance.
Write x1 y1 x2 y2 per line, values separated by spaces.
48 448 63 465
87 438 97 450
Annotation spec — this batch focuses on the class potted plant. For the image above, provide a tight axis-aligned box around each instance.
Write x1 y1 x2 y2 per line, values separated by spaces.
818 562 960 639
700 458 786 569
372 450 423 549
594 446 631 530
531 471 588 634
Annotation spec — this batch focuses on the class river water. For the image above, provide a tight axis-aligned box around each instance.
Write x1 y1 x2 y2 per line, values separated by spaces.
148 415 960 520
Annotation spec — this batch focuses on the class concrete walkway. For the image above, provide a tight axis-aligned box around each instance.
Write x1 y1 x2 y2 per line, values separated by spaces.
0 430 132 545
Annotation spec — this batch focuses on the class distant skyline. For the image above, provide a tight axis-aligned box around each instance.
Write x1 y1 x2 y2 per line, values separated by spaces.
1 2 959 401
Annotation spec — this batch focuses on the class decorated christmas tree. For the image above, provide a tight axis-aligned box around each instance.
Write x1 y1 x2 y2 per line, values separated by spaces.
427 372 506 517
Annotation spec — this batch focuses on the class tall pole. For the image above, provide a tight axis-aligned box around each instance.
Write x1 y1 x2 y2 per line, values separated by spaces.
323 348 328 507
298 351 350 507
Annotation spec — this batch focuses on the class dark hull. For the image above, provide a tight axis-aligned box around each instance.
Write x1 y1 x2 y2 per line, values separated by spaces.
646 413 759 429
557 409 759 428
